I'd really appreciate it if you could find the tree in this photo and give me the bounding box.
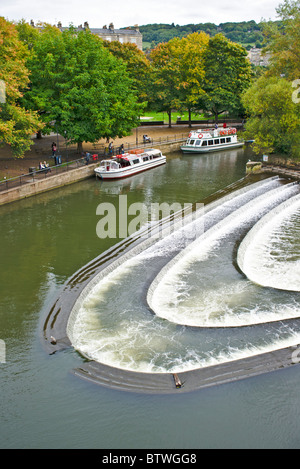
[202,34,252,122]
[102,40,151,104]
[0,18,41,157]
[24,27,142,152]
[262,0,300,80]
[174,33,209,125]
[150,32,209,126]
[242,75,300,159]
[242,0,300,160]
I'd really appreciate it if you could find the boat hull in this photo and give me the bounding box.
[95,157,166,180]
[181,142,244,154]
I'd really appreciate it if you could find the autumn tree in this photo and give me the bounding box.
[24,27,142,153]
[150,32,209,127]
[102,40,151,104]
[0,18,41,157]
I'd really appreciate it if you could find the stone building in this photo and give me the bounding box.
[56,21,143,50]
[247,47,271,67]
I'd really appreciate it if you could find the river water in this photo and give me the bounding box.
[1,147,300,449]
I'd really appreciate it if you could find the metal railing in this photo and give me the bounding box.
[0,134,187,193]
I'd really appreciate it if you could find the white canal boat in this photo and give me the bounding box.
[95,148,166,180]
[181,127,244,154]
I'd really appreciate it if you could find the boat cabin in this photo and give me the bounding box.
[181,127,244,153]
[186,128,238,148]
[99,149,163,171]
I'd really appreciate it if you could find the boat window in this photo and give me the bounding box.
[110,161,119,170]
[208,140,214,146]
[143,156,149,162]
[195,139,201,146]
[220,138,226,144]
[153,152,161,158]
[189,139,195,145]
[133,159,140,164]
[201,140,207,146]
[214,139,220,145]
[226,137,231,143]
[120,160,130,167]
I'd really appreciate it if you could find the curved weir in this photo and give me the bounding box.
[237,193,300,292]
[44,176,300,393]
[147,181,300,327]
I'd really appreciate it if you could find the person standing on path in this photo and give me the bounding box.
[51,142,57,157]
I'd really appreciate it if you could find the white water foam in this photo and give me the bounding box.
[68,179,300,373]
[148,183,300,327]
[238,193,300,292]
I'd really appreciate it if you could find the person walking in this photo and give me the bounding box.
[51,142,57,157]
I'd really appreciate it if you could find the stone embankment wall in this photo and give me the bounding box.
[0,140,185,206]
[246,158,300,181]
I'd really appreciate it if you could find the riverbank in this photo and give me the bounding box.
[0,125,191,180]
[0,133,186,206]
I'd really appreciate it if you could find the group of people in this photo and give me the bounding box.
[214,123,227,129]
[107,142,125,155]
[39,161,51,173]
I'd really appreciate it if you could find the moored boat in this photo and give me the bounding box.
[181,127,244,153]
[95,148,166,180]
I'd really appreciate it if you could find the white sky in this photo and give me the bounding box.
[1,0,281,28]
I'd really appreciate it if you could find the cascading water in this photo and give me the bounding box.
[237,193,300,292]
[67,177,300,375]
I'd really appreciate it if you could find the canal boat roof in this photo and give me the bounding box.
[100,148,163,164]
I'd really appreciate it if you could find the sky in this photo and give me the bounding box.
[1,0,282,28]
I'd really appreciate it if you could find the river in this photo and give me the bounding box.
[1,147,300,449]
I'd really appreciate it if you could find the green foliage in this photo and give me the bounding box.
[23,27,142,150]
[202,34,252,120]
[242,76,300,159]
[262,0,300,80]
[149,32,209,124]
[101,40,151,103]
[149,31,252,124]
[242,0,300,160]
[140,20,270,50]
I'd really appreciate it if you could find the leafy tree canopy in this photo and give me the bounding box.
[150,32,209,125]
[0,18,41,157]
[139,20,276,50]
[262,0,300,80]
[242,75,300,158]
[101,40,151,103]
[23,27,142,152]
[242,0,300,159]
[202,34,253,120]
